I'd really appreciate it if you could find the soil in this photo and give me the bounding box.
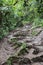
[0,24,43,65]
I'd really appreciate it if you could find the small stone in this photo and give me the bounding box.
[33,49,39,55]
[19,58,31,65]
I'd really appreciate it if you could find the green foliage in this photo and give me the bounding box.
[0,0,43,39]
[6,57,12,65]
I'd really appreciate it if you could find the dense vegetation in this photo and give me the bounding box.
[0,0,43,39]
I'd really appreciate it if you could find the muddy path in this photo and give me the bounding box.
[0,24,43,65]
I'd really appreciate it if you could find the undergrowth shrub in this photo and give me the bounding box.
[0,0,43,39]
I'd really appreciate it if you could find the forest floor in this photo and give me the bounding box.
[0,24,43,65]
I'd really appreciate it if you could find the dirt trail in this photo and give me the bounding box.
[0,24,43,65]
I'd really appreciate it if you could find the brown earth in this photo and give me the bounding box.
[0,24,43,65]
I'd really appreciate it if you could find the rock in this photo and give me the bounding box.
[33,49,39,55]
[31,56,43,62]
[19,58,31,65]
